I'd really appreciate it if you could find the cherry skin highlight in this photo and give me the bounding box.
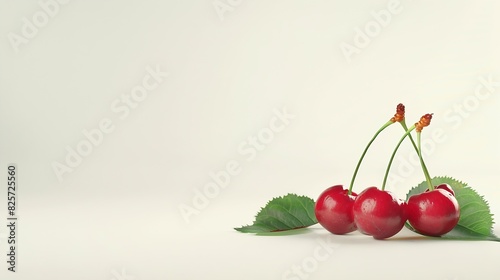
[406,183,460,237]
[435,183,455,195]
[315,185,358,235]
[352,187,407,239]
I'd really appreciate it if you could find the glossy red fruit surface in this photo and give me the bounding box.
[435,183,455,196]
[352,187,407,239]
[406,184,460,236]
[315,185,357,235]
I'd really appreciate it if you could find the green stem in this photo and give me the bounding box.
[417,132,434,191]
[381,125,416,191]
[348,121,393,194]
[400,120,419,157]
[400,120,433,190]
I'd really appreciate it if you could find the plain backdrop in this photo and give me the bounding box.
[0,0,499,279]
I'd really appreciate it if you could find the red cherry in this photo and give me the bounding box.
[315,185,358,235]
[352,187,407,239]
[406,184,460,236]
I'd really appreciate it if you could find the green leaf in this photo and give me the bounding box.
[438,225,500,241]
[405,176,497,241]
[235,194,318,233]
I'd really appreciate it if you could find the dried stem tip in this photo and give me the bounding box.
[415,113,433,132]
[390,103,405,123]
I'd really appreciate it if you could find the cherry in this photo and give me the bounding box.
[352,187,407,239]
[406,183,460,236]
[315,185,358,234]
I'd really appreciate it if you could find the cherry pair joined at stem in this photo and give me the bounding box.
[387,113,460,237]
[315,104,407,237]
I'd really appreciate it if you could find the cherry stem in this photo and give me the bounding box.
[348,120,393,195]
[417,132,434,191]
[399,120,419,159]
[381,124,416,191]
[400,120,432,185]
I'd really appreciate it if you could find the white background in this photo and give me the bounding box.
[1,0,500,279]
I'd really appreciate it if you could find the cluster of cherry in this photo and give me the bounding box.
[314,104,460,239]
